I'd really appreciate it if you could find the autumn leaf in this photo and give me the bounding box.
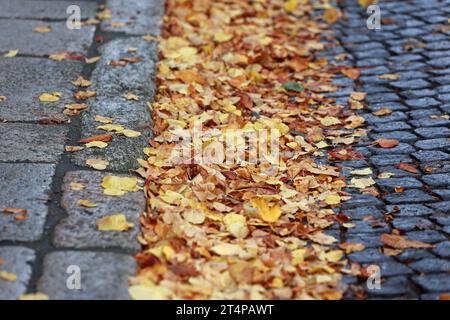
[3,207,27,215]
[323,7,341,24]
[74,90,96,100]
[358,0,375,7]
[211,243,244,256]
[0,270,17,281]
[19,293,49,300]
[378,73,400,80]
[395,162,418,173]
[350,92,367,101]
[122,129,141,137]
[39,92,61,102]
[86,158,109,170]
[374,138,399,148]
[33,25,52,33]
[96,214,134,231]
[79,134,113,143]
[85,141,108,149]
[101,176,139,196]
[341,67,360,80]
[223,213,249,238]
[339,242,365,254]
[251,198,282,223]
[372,108,392,116]
[284,0,297,13]
[4,49,18,57]
[72,76,92,87]
[381,233,433,249]
[77,199,97,208]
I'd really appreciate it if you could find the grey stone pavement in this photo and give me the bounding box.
[0,0,163,299]
[323,0,450,300]
[0,0,449,301]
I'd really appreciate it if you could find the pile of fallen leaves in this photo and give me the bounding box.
[130,0,369,300]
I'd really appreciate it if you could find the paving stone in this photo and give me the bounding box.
[415,127,450,139]
[427,201,450,213]
[0,20,95,56]
[370,131,417,142]
[346,220,390,234]
[415,138,450,150]
[342,206,383,220]
[426,41,450,50]
[413,150,450,162]
[420,161,450,174]
[0,0,96,20]
[365,93,401,104]
[410,117,450,128]
[409,258,450,273]
[346,234,383,248]
[340,194,384,209]
[373,121,412,133]
[397,248,436,262]
[101,0,164,35]
[0,247,35,300]
[0,57,83,121]
[0,123,67,162]
[384,189,435,204]
[377,177,422,192]
[55,171,144,250]
[401,89,437,99]
[371,154,414,166]
[370,102,408,112]
[413,274,450,292]
[408,109,441,120]
[404,97,441,109]
[405,230,447,244]
[435,74,450,85]
[364,112,408,124]
[72,38,157,171]
[37,251,135,299]
[422,174,450,187]
[366,261,414,277]
[433,189,450,200]
[349,248,392,263]
[432,241,450,258]
[391,79,431,90]
[392,217,435,232]
[0,164,55,242]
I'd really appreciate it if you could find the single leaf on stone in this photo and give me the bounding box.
[94,115,114,123]
[33,25,52,33]
[85,56,101,64]
[122,129,142,138]
[0,270,17,281]
[77,199,97,208]
[4,49,18,57]
[350,177,376,189]
[341,67,360,80]
[101,176,139,196]
[65,103,88,110]
[339,242,365,254]
[19,293,49,300]
[79,134,113,143]
[350,168,373,176]
[0,96,6,103]
[372,108,392,116]
[39,92,61,102]
[381,233,433,249]
[378,73,400,80]
[86,158,109,170]
[2,207,27,215]
[378,172,395,179]
[358,0,375,7]
[69,182,85,191]
[65,146,83,152]
[123,92,139,101]
[85,141,108,149]
[323,7,341,24]
[251,198,282,223]
[96,214,134,231]
[395,162,418,173]
[72,76,92,87]
[97,124,125,133]
[282,82,304,93]
[350,91,367,101]
[74,90,96,100]
[374,138,399,148]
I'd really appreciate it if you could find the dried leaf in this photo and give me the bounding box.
[39,92,61,102]
[4,49,18,57]
[96,214,134,231]
[381,233,433,249]
[77,199,97,208]
[86,158,109,170]
[79,134,113,143]
[101,176,139,196]
[374,138,399,148]
[251,198,282,223]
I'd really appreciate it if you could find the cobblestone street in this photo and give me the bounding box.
[0,0,449,300]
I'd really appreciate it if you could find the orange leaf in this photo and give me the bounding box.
[341,68,360,80]
[79,134,113,143]
[381,233,433,249]
[374,139,399,148]
[3,208,27,215]
[394,162,418,173]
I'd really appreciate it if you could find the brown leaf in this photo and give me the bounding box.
[381,233,433,249]
[3,208,27,215]
[341,67,360,80]
[79,134,113,143]
[394,162,418,173]
[374,138,399,148]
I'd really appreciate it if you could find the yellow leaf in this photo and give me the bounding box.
[324,194,341,205]
[284,0,298,13]
[350,177,376,189]
[378,172,395,179]
[350,168,373,176]
[86,158,109,170]
[77,199,97,208]
[39,92,61,102]
[101,176,138,196]
[325,250,343,262]
[251,198,282,223]
[72,76,92,87]
[96,214,134,231]
[379,73,400,80]
[94,115,113,123]
[85,56,101,64]
[4,49,18,57]
[123,92,139,101]
[358,0,375,7]
[69,182,85,190]
[0,270,17,281]
[19,293,49,300]
[223,213,249,238]
[210,243,243,256]
[183,210,205,225]
[213,32,233,43]
[320,116,341,126]
[97,124,125,133]
[33,25,52,33]
[85,141,108,149]
[122,129,141,138]
[129,285,171,300]
[323,7,340,24]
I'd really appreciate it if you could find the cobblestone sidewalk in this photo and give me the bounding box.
[325,0,450,299]
[0,0,163,299]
